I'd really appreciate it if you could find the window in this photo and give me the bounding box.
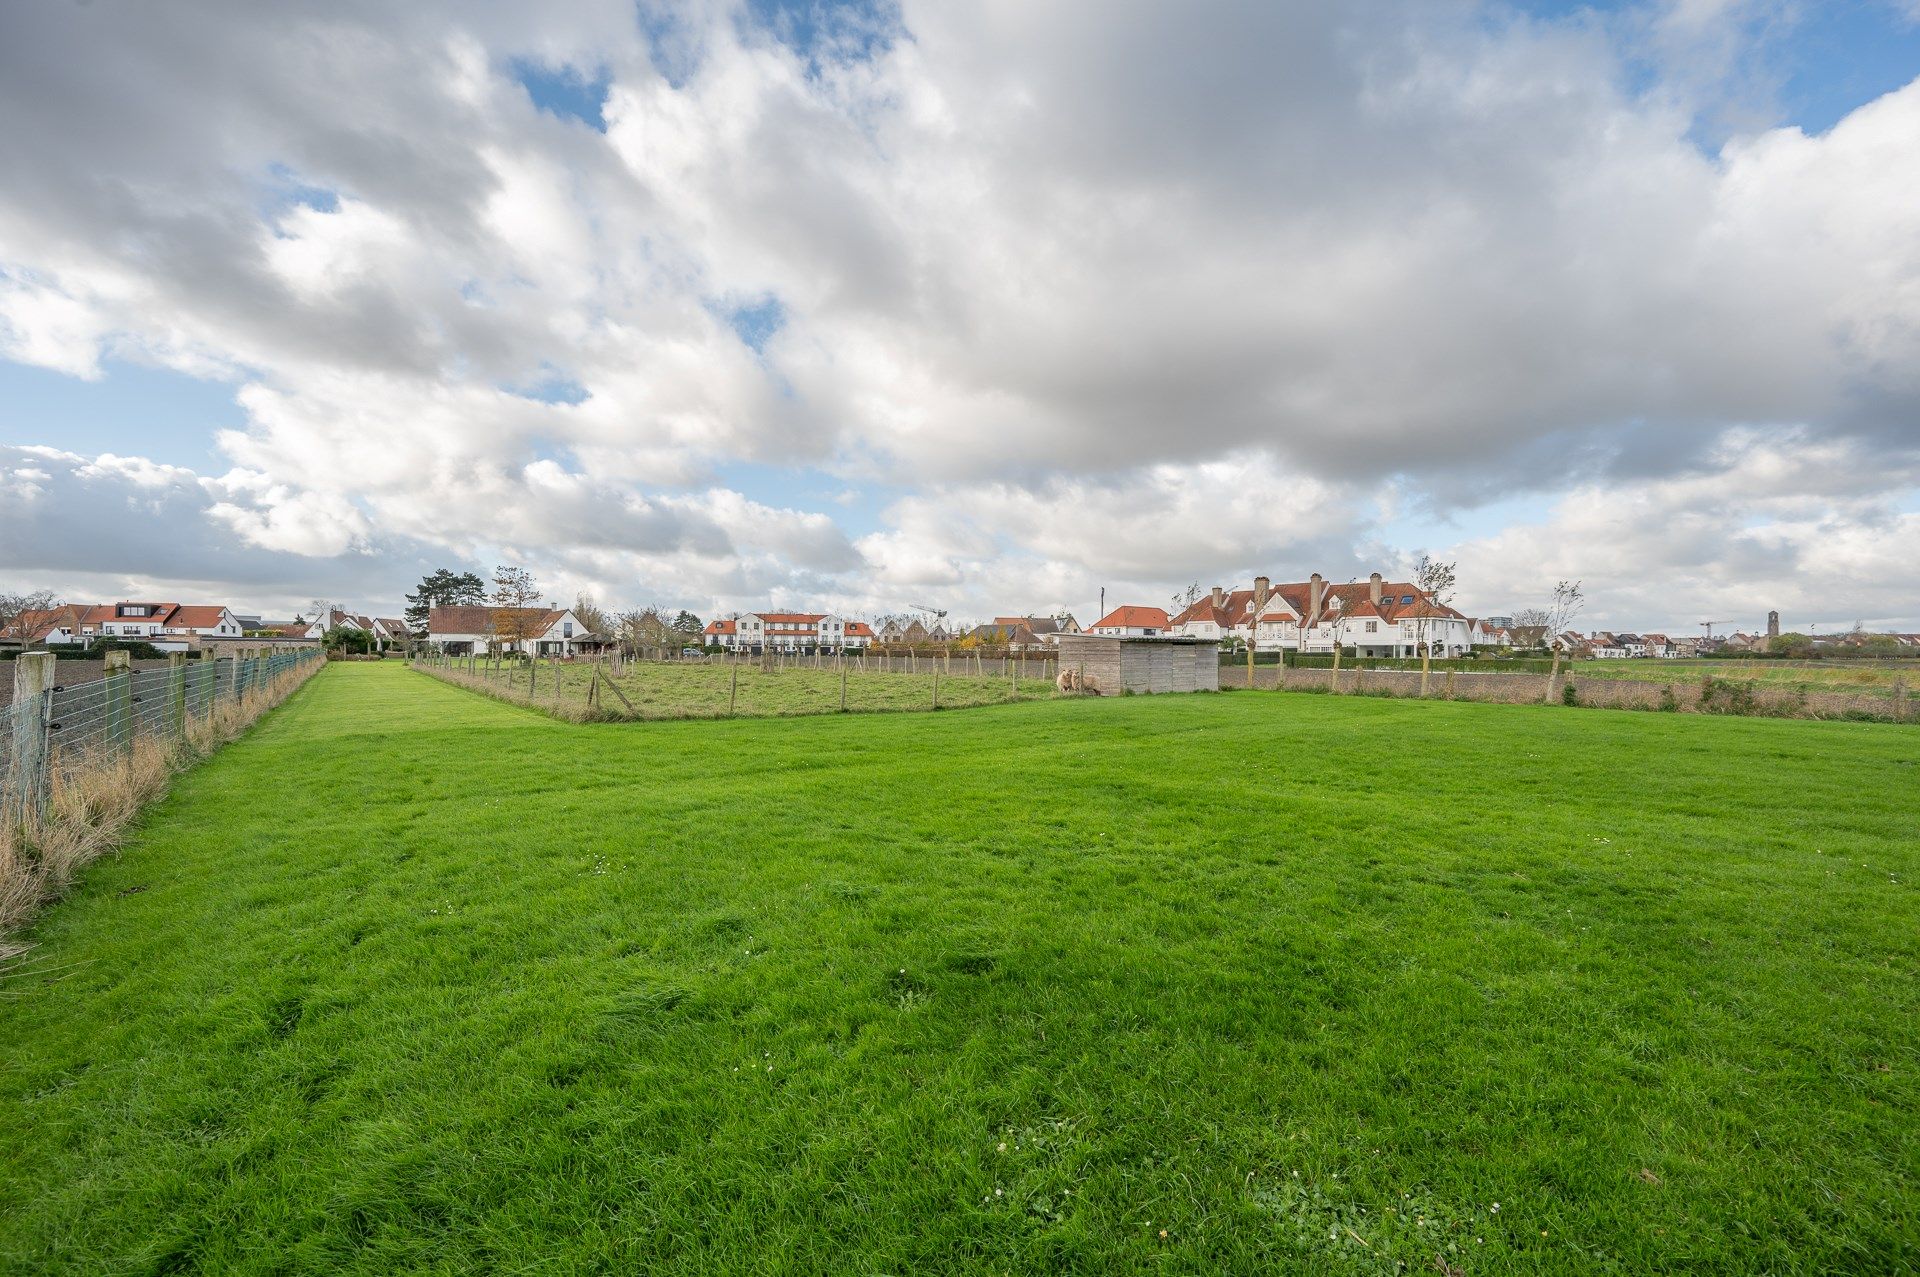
[563,622,573,637]
[1365,621,1378,633]
[1401,595,1415,605]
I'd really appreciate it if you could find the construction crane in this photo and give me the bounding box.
[1699,620,1729,643]
[908,602,948,623]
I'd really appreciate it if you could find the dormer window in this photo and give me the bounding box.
[1401,595,1415,605]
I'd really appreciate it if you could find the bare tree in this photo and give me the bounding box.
[1543,580,1585,700]
[1511,607,1550,650]
[615,606,675,656]
[0,588,60,638]
[1413,555,1458,695]
[573,592,613,642]
[489,565,543,655]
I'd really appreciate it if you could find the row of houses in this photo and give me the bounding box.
[1103,573,1484,658]
[697,612,1086,653]
[0,600,422,654]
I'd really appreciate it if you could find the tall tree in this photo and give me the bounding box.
[670,609,704,639]
[405,569,485,633]
[489,565,544,654]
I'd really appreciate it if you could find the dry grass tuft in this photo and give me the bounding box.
[0,661,322,962]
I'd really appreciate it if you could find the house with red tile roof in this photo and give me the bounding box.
[426,605,594,656]
[1174,572,1476,657]
[1,601,249,650]
[1090,605,1171,636]
[703,612,875,652]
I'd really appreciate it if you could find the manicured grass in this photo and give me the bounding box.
[2,664,1915,1274]
[425,656,1059,719]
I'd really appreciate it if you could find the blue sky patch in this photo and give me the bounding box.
[0,359,241,470]
[512,59,610,131]
[505,366,590,406]
[725,297,788,353]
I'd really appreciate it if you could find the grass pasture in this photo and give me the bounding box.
[421,655,1060,719]
[1,663,1915,1274]
[1574,658,1913,699]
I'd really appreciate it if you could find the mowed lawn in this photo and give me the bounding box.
[1,665,1914,1275]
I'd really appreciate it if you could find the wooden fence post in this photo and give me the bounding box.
[8,653,55,829]
[932,663,940,710]
[729,662,739,716]
[104,649,133,758]
[840,652,849,711]
[1895,676,1908,723]
[167,652,187,738]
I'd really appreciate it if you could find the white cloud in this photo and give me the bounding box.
[0,2,1916,628]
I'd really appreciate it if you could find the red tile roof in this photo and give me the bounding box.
[161,605,231,630]
[427,605,566,634]
[705,618,737,635]
[1,605,88,642]
[1093,605,1170,629]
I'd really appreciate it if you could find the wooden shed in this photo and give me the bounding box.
[1053,634,1220,695]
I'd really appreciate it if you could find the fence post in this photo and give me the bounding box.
[104,649,133,758]
[729,662,739,716]
[8,653,55,830]
[1895,677,1908,723]
[167,652,187,739]
[840,652,849,711]
[932,662,940,710]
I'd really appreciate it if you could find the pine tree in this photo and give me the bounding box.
[404,569,485,634]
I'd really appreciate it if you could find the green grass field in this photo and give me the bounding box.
[424,656,1059,719]
[1572,659,1912,698]
[2,664,1914,1274]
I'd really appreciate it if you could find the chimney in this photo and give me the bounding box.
[1210,586,1225,608]
[1308,573,1324,622]
[1253,575,1270,616]
[1369,572,1383,606]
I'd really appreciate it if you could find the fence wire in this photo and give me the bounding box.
[3,649,323,820]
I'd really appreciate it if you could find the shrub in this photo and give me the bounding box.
[1561,681,1581,707]
[1698,677,1757,716]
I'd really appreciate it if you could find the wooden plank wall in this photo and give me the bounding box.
[1056,637,1220,695]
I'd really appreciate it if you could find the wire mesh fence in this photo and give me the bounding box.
[2,649,325,829]
[410,648,1064,721]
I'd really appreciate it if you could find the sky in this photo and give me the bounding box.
[2,0,1918,634]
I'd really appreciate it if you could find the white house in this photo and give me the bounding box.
[1177,573,1475,658]
[24,602,248,651]
[703,612,875,652]
[427,605,594,656]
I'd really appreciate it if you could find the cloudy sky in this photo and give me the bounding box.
[3,0,1918,632]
